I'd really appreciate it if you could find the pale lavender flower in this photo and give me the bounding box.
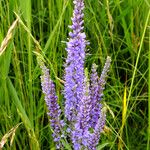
[39,59,64,149]
[64,0,111,149]
[90,63,100,128]
[79,70,91,131]
[64,0,86,122]
[90,57,111,128]
[87,56,111,149]
[87,112,106,150]
[39,0,111,149]
[72,69,92,149]
[64,0,89,149]
[99,56,111,90]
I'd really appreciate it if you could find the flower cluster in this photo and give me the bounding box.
[38,58,64,149]
[39,0,111,149]
[64,0,86,123]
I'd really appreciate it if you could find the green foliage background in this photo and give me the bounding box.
[0,0,150,149]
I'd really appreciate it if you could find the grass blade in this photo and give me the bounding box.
[7,78,40,150]
[0,19,18,56]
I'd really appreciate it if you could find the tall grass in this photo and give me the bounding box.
[0,0,149,149]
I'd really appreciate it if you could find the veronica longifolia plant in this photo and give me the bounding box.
[39,0,111,149]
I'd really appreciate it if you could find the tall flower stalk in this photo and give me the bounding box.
[38,58,64,149]
[39,0,111,149]
[64,0,86,123]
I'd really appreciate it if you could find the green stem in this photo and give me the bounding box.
[148,12,150,150]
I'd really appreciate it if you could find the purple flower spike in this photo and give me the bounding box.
[39,59,64,149]
[79,71,91,131]
[73,69,92,149]
[99,56,111,92]
[87,56,111,149]
[90,56,111,129]
[39,0,111,149]
[90,63,100,128]
[88,112,106,150]
[64,0,86,122]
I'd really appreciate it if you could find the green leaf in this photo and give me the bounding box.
[97,142,110,150]
[7,78,40,150]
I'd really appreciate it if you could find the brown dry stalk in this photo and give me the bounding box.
[0,19,18,56]
[0,123,22,149]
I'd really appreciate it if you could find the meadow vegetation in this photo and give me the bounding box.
[0,0,150,149]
